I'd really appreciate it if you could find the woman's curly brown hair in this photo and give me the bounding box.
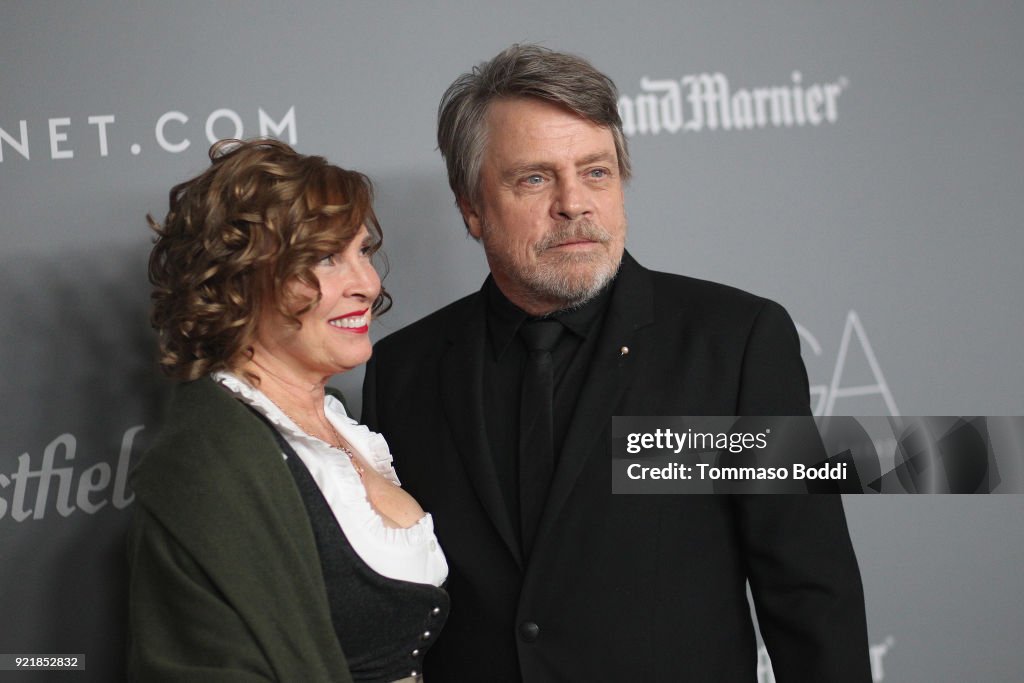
[148,138,391,381]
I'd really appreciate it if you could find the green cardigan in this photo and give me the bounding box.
[127,376,354,682]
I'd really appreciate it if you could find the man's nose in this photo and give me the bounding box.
[550,177,592,221]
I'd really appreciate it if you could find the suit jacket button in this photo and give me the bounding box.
[518,621,540,642]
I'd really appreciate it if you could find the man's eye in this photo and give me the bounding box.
[524,174,544,185]
[588,168,608,178]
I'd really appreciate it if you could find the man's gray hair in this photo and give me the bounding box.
[437,44,632,212]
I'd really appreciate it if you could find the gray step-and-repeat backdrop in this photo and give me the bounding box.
[3,3,1022,681]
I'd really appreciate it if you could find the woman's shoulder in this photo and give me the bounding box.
[131,376,287,504]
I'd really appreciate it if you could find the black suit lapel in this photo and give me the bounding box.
[440,293,524,569]
[533,253,656,548]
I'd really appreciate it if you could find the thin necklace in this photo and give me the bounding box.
[244,359,363,476]
[260,390,365,479]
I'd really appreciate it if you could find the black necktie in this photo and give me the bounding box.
[518,319,563,557]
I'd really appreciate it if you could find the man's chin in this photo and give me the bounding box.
[529,263,617,309]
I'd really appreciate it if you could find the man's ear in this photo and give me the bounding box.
[458,196,483,240]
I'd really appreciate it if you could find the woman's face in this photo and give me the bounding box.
[254,225,381,381]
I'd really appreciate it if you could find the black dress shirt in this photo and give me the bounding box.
[482,276,613,537]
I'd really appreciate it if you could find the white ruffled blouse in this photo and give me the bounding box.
[212,371,448,587]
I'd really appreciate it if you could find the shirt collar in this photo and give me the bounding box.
[484,274,615,360]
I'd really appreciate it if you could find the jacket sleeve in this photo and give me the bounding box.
[736,299,814,416]
[734,300,873,682]
[734,495,872,682]
[127,507,274,683]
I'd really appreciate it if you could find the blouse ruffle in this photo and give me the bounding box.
[211,371,448,586]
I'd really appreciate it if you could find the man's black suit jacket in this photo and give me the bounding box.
[362,252,871,682]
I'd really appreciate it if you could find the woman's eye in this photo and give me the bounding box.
[318,254,336,266]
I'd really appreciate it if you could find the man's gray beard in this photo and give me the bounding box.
[525,248,618,310]
[485,218,623,311]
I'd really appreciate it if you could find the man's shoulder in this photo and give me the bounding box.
[650,268,765,302]
[636,260,781,323]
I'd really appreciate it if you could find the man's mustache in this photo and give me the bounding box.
[535,220,612,253]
